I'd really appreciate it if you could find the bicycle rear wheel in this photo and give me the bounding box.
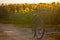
[33,27,45,40]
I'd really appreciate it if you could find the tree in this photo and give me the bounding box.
[0,5,9,19]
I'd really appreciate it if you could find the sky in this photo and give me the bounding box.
[0,0,60,4]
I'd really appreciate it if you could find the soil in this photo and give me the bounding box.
[0,23,60,40]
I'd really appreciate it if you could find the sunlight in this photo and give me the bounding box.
[0,0,60,4]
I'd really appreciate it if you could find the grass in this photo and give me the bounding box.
[0,19,32,28]
[15,24,32,28]
[0,13,34,28]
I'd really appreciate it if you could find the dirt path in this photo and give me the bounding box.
[0,24,32,40]
[0,23,60,40]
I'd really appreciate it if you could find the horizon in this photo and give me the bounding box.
[0,0,60,4]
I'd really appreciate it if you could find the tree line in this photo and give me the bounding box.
[0,2,60,25]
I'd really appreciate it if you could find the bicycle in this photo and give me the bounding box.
[32,14,45,40]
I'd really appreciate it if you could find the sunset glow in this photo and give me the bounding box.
[0,0,60,4]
